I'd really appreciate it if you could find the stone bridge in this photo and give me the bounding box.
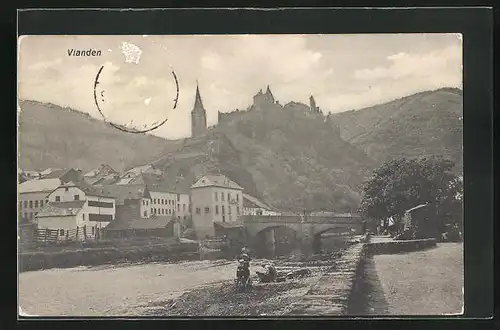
[242,215,364,255]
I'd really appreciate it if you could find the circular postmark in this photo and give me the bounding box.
[93,39,179,134]
[93,65,179,134]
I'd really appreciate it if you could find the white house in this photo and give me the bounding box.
[36,181,116,236]
[190,174,244,239]
[242,193,281,216]
[18,178,62,223]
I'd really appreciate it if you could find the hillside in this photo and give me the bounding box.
[17,100,181,172]
[18,87,463,212]
[205,100,377,212]
[332,88,463,171]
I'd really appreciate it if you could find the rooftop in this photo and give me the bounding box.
[36,200,85,217]
[101,184,150,204]
[104,216,174,231]
[59,180,108,197]
[191,174,243,190]
[19,178,62,194]
[242,193,278,211]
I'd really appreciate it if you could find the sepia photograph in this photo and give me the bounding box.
[17,33,464,317]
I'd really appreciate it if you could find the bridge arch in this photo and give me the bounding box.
[251,224,301,257]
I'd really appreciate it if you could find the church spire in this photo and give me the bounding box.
[194,81,204,111]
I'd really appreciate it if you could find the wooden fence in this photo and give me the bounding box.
[33,225,103,244]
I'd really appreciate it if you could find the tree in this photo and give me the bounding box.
[358,156,463,234]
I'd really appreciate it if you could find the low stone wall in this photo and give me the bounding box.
[282,236,368,315]
[365,238,437,255]
[18,241,200,273]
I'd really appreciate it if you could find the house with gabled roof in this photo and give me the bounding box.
[114,172,191,222]
[18,178,62,223]
[242,193,281,216]
[36,180,117,236]
[190,174,244,239]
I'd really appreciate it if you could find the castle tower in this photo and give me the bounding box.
[309,95,317,112]
[265,85,275,103]
[191,83,208,138]
[252,85,276,110]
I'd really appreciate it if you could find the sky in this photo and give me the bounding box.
[18,34,462,139]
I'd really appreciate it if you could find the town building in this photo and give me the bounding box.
[102,216,181,239]
[40,168,83,183]
[191,83,208,138]
[36,181,116,233]
[242,193,282,216]
[18,178,62,223]
[101,184,151,219]
[83,164,121,186]
[190,174,244,239]
[110,172,191,224]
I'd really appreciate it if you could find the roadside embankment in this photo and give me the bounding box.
[18,239,200,272]
[281,238,368,315]
[365,237,437,255]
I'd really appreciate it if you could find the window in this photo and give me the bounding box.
[228,192,231,201]
[177,194,180,201]
[221,192,225,201]
[24,201,28,208]
[55,196,60,202]
[169,209,172,215]
[144,211,147,217]
[237,206,240,215]
[19,201,22,209]
[153,208,156,214]
[183,204,186,211]
[29,201,33,208]
[222,205,225,214]
[153,198,156,204]
[74,195,79,201]
[88,214,113,222]
[65,187,69,192]
[24,212,28,219]
[222,215,226,223]
[236,194,239,202]
[204,207,210,214]
[60,229,65,236]
[82,214,85,221]
[177,204,180,212]
[228,206,232,214]
[40,200,44,207]
[214,192,218,201]
[215,205,219,215]
[87,201,113,208]
[45,199,48,204]
[196,207,201,214]
[35,200,39,208]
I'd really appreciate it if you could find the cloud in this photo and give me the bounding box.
[353,45,462,83]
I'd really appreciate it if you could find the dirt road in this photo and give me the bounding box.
[367,243,464,315]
